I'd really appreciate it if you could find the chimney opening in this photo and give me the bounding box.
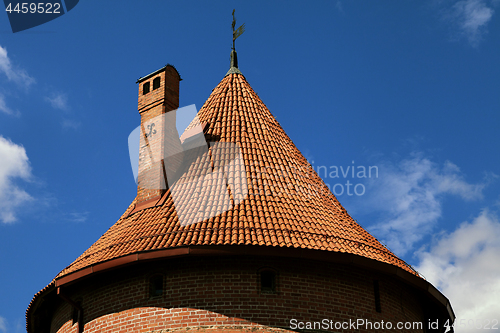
[153,76,161,90]
[143,82,150,95]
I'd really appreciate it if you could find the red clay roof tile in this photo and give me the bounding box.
[51,72,418,280]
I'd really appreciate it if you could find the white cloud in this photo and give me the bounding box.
[336,1,345,14]
[67,211,88,223]
[448,0,495,46]
[362,154,490,255]
[0,316,6,333]
[0,45,35,88]
[416,210,500,331]
[45,93,68,111]
[45,92,80,129]
[0,136,33,223]
[0,94,14,116]
[61,119,80,130]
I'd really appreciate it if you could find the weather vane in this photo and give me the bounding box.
[232,9,245,50]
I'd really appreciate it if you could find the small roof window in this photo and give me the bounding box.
[153,77,161,90]
[143,82,150,95]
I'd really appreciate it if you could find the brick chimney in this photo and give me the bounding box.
[136,65,182,205]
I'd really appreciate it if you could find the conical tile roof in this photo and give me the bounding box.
[55,70,417,279]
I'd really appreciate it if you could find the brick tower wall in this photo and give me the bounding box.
[50,256,427,333]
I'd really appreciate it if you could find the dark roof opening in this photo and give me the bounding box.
[153,77,161,90]
[143,82,150,95]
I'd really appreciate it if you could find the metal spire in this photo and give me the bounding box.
[226,9,245,76]
[232,9,245,51]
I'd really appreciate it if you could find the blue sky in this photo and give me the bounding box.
[0,1,499,332]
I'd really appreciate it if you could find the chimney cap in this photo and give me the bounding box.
[136,64,182,84]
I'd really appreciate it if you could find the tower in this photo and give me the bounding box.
[26,47,455,333]
[135,65,182,205]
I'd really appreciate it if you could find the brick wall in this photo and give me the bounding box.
[51,256,426,333]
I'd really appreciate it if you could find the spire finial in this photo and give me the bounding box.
[226,10,244,76]
[231,9,245,51]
